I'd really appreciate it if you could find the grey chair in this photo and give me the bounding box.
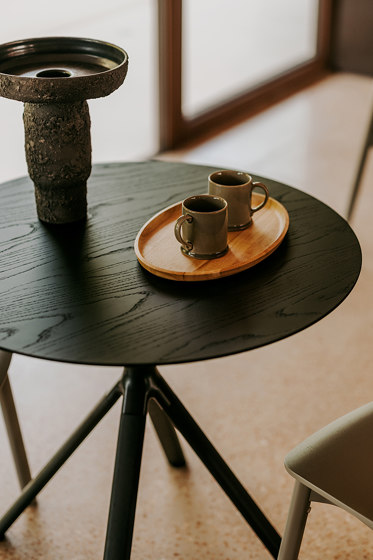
[278,402,373,559]
[0,350,32,489]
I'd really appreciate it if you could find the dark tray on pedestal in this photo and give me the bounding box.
[0,36,128,102]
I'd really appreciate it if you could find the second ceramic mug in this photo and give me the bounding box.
[174,194,228,259]
[208,170,269,230]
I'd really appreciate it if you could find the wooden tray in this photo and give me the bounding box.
[134,193,289,281]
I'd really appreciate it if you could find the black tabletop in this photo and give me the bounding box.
[0,161,361,366]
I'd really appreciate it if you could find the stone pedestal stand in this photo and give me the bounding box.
[0,37,128,224]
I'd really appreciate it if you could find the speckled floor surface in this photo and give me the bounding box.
[1,73,372,559]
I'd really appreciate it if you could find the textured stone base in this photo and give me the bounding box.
[23,101,92,224]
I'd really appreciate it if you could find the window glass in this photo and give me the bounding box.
[0,0,157,183]
[182,0,319,117]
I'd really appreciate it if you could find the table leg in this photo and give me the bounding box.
[151,366,281,558]
[1,364,281,558]
[148,398,186,467]
[0,379,122,538]
[103,368,149,560]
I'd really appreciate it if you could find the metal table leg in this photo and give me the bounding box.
[148,398,186,467]
[1,364,281,559]
[103,369,149,560]
[0,379,122,538]
[150,366,281,558]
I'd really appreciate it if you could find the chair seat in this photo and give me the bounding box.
[284,402,373,528]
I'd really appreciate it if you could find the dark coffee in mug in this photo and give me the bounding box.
[184,197,226,213]
[210,174,246,186]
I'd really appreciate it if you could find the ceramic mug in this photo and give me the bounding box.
[208,170,269,230]
[174,194,228,259]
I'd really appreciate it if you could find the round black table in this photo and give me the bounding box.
[0,161,361,558]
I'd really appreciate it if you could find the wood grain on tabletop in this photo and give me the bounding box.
[0,161,361,367]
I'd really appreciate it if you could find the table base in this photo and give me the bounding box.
[0,366,281,558]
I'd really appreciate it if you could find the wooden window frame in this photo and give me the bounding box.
[158,0,333,151]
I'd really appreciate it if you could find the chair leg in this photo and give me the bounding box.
[148,398,186,467]
[347,106,373,221]
[277,481,311,560]
[0,351,32,489]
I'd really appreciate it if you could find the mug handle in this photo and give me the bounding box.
[250,181,269,213]
[174,214,193,251]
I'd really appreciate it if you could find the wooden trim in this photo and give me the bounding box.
[158,0,183,150]
[158,0,334,151]
[179,62,329,146]
[317,0,334,62]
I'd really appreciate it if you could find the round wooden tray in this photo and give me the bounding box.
[134,193,289,281]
